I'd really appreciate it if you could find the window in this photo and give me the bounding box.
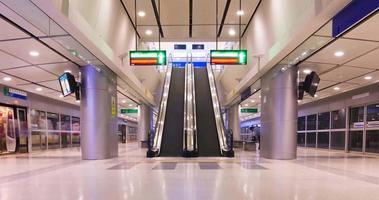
[297,133,305,147]
[318,112,330,130]
[366,130,379,153]
[60,115,71,131]
[317,132,329,149]
[298,116,306,131]
[30,110,46,130]
[366,104,379,128]
[349,107,364,128]
[306,115,317,130]
[349,131,363,152]
[331,131,345,150]
[306,132,316,147]
[331,109,346,129]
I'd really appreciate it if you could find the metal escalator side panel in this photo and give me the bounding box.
[147,66,172,157]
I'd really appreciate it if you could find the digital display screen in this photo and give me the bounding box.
[59,73,76,96]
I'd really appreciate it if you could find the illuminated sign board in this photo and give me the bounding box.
[210,50,247,65]
[121,108,138,114]
[241,108,258,113]
[130,50,167,66]
[3,87,27,100]
[59,72,77,97]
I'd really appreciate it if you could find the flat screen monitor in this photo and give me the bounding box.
[59,72,77,97]
[304,71,320,97]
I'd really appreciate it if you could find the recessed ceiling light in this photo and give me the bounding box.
[76,100,80,103]
[129,104,133,107]
[64,70,72,73]
[228,29,236,36]
[122,100,127,103]
[364,76,372,80]
[244,104,248,107]
[251,100,255,103]
[333,87,340,91]
[314,94,318,97]
[303,69,312,74]
[236,10,244,16]
[3,77,12,81]
[29,51,39,57]
[59,94,64,98]
[334,51,344,57]
[35,87,43,92]
[137,11,146,17]
[145,30,153,35]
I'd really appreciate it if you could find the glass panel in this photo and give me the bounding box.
[30,110,46,130]
[366,104,379,128]
[48,132,60,149]
[349,131,363,152]
[61,132,71,148]
[318,112,330,130]
[72,132,80,147]
[306,132,316,147]
[331,109,346,129]
[349,107,364,128]
[366,130,379,153]
[297,116,306,131]
[331,131,345,150]
[17,109,28,153]
[317,132,329,149]
[31,131,47,150]
[297,132,305,147]
[60,115,71,131]
[47,112,59,130]
[306,115,317,130]
[72,117,80,131]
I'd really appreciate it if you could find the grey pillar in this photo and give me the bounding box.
[227,104,241,142]
[260,64,298,160]
[137,104,151,146]
[81,65,118,160]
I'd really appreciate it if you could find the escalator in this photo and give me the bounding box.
[147,65,186,157]
[194,65,234,157]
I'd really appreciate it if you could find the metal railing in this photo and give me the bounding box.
[183,61,198,156]
[147,64,172,157]
[206,63,234,157]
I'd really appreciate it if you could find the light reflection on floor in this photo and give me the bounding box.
[0,143,379,200]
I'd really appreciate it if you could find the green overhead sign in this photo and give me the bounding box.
[241,108,258,113]
[121,108,138,114]
[210,50,247,65]
[130,50,167,66]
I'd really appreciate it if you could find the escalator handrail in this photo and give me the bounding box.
[149,64,172,155]
[206,64,232,153]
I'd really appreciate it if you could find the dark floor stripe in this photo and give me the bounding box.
[199,162,221,170]
[152,162,177,170]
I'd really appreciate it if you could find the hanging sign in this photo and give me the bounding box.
[3,87,27,100]
[121,108,138,114]
[130,50,167,66]
[210,50,247,65]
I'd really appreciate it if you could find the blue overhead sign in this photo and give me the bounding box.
[3,87,27,100]
[332,0,379,37]
[174,44,186,50]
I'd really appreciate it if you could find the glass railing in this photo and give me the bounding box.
[147,64,172,157]
[206,64,234,157]
[183,62,198,156]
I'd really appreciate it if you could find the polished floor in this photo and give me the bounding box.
[1,143,379,200]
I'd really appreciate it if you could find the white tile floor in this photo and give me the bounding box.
[1,143,379,200]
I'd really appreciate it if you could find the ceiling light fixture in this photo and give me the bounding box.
[244,104,248,107]
[76,100,80,103]
[145,30,153,35]
[334,51,345,57]
[228,29,236,36]
[35,87,43,92]
[333,87,340,91]
[3,77,12,81]
[64,70,72,73]
[364,76,372,80]
[251,100,255,103]
[236,10,244,16]
[303,69,312,74]
[138,11,146,17]
[129,104,133,107]
[29,51,39,57]
[59,94,64,98]
[122,100,127,103]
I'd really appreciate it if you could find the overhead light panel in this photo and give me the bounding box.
[236,10,244,16]
[59,94,64,98]
[333,87,340,91]
[64,70,72,73]
[122,100,127,103]
[145,30,153,35]
[303,69,312,74]
[29,51,39,57]
[364,76,372,80]
[138,11,146,17]
[3,77,12,81]
[334,51,344,57]
[228,29,236,36]
[35,87,43,92]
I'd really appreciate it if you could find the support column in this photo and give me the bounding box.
[260,64,298,160]
[227,104,241,147]
[81,65,118,160]
[138,104,151,148]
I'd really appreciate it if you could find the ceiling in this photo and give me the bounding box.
[298,12,379,105]
[121,0,259,41]
[0,16,138,108]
